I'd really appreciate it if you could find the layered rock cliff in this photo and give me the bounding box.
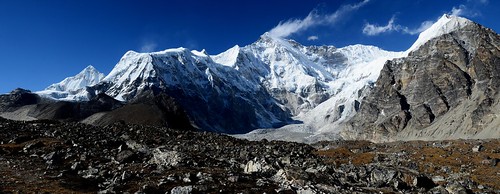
[347,16,500,142]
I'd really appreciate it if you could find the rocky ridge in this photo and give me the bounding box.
[346,15,500,142]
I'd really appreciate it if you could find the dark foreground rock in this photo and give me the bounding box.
[0,118,498,193]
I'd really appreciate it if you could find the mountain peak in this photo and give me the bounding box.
[212,45,240,67]
[36,65,105,101]
[407,14,474,53]
[81,65,99,74]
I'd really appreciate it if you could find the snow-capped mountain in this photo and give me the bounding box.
[36,14,492,142]
[239,14,486,142]
[212,33,401,117]
[38,33,400,134]
[88,47,289,133]
[37,65,104,101]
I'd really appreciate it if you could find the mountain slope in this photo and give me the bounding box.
[214,34,401,117]
[89,48,289,133]
[346,14,500,142]
[36,65,104,101]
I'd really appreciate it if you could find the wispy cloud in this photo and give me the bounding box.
[362,16,396,36]
[448,4,481,17]
[450,5,466,16]
[362,16,433,36]
[307,35,319,41]
[401,21,434,35]
[140,42,158,52]
[268,0,370,38]
[363,1,488,37]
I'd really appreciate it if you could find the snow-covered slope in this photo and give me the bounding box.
[212,33,401,117]
[89,47,287,133]
[406,14,473,53]
[37,65,104,101]
[237,45,403,142]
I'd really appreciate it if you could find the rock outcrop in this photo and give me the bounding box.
[347,16,500,142]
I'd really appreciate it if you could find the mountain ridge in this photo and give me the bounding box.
[23,14,500,142]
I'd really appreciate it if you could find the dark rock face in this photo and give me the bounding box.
[0,88,40,111]
[0,90,193,130]
[24,93,122,121]
[349,22,500,141]
[84,92,193,130]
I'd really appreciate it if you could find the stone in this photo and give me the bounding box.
[116,150,137,164]
[445,182,468,194]
[429,185,450,194]
[23,141,44,151]
[297,187,317,194]
[472,145,483,153]
[149,147,181,168]
[121,171,132,182]
[43,151,63,166]
[227,176,239,183]
[432,175,446,183]
[413,175,436,190]
[79,166,99,179]
[370,169,396,185]
[243,160,263,174]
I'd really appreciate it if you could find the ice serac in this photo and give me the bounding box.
[346,15,500,142]
[36,65,104,101]
[90,48,289,133]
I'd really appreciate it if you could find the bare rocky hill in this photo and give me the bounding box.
[346,18,500,142]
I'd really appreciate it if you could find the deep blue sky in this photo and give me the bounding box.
[1,0,499,93]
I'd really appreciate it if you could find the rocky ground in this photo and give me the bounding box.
[0,117,498,193]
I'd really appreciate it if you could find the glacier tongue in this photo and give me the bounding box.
[36,65,104,101]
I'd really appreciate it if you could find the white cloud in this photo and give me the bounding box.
[140,42,157,52]
[401,20,434,35]
[450,5,466,16]
[268,12,319,38]
[363,16,434,36]
[307,36,319,41]
[362,17,396,36]
[448,4,483,18]
[268,0,370,38]
[363,1,487,37]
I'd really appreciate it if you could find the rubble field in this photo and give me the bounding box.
[0,118,498,193]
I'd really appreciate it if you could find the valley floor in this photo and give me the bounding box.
[0,118,498,193]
